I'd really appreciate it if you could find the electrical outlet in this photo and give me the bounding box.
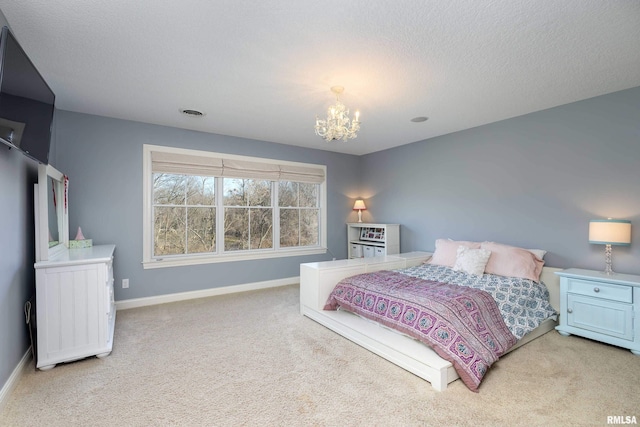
[122,278,129,289]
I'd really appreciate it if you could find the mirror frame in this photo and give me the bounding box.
[35,163,69,261]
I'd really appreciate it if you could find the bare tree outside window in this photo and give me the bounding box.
[153,173,216,256]
[279,182,319,247]
[152,171,319,258]
[223,178,273,251]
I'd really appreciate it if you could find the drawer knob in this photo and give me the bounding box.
[567,308,573,314]
[593,287,600,293]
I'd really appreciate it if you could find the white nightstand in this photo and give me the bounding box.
[555,268,640,355]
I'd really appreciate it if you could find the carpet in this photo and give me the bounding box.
[2,284,638,426]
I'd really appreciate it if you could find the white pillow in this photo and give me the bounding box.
[527,249,547,261]
[453,246,492,276]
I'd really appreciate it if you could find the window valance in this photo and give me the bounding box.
[151,151,325,184]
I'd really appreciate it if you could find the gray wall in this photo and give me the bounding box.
[361,87,640,274]
[0,144,37,395]
[0,8,38,395]
[52,110,361,300]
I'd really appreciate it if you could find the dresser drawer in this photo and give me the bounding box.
[567,278,632,303]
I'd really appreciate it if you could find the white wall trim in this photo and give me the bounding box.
[116,276,299,310]
[142,248,326,269]
[0,349,32,413]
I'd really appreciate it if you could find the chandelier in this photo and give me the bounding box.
[314,86,361,142]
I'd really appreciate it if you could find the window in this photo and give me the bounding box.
[153,174,216,256]
[279,182,319,248]
[143,145,326,268]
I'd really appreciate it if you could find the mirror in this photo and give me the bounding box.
[46,176,59,247]
[35,164,69,261]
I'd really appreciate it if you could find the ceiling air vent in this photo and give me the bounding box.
[179,108,205,117]
[410,116,429,123]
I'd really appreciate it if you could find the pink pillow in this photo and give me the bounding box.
[428,239,481,267]
[480,242,545,281]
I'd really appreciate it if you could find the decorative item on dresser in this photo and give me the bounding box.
[555,268,640,355]
[347,223,399,259]
[588,218,631,275]
[69,226,93,248]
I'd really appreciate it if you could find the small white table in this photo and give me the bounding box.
[555,268,640,355]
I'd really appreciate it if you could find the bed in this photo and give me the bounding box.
[300,243,560,392]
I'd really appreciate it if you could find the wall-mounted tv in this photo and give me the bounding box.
[0,26,55,164]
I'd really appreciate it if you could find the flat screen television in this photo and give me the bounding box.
[0,26,55,164]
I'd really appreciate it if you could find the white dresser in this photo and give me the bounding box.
[34,244,116,370]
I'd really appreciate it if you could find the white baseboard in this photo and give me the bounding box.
[115,276,299,310]
[0,349,32,413]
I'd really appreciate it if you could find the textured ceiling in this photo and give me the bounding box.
[1,1,639,155]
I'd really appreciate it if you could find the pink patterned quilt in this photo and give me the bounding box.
[323,270,517,391]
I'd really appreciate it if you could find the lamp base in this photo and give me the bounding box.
[604,244,614,275]
[357,210,362,223]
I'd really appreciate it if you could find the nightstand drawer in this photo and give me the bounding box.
[567,278,632,303]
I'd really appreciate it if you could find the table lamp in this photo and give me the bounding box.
[353,199,366,223]
[589,218,631,275]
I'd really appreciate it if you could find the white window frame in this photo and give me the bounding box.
[142,144,327,269]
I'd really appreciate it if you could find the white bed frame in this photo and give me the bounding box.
[300,252,561,391]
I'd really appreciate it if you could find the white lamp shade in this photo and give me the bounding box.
[353,199,366,210]
[589,219,631,246]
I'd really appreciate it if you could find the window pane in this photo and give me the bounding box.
[186,176,215,206]
[248,180,271,207]
[154,206,186,255]
[224,178,271,207]
[280,208,299,247]
[278,182,298,207]
[300,209,319,246]
[224,207,249,251]
[153,174,185,205]
[187,207,216,253]
[224,178,248,206]
[250,208,273,249]
[299,183,318,207]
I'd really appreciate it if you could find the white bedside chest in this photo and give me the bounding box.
[555,268,640,355]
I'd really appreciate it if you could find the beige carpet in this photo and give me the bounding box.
[2,284,639,426]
